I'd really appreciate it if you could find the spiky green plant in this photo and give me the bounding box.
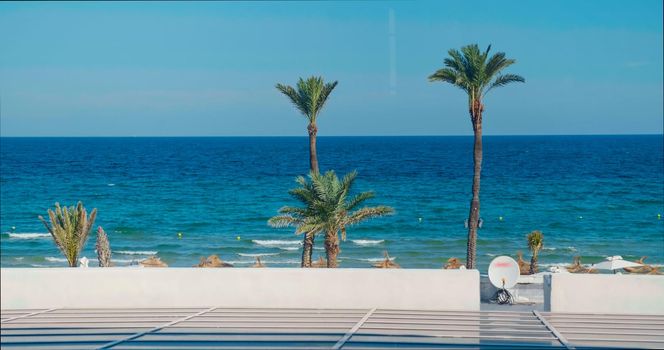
[276,76,338,266]
[269,170,394,268]
[429,44,524,269]
[96,226,112,267]
[527,230,544,274]
[38,202,97,267]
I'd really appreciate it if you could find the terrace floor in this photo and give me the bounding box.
[2,307,663,349]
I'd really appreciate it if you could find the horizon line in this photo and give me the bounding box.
[0,133,662,138]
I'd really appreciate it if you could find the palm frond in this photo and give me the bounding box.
[346,206,395,226]
[429,43,523,100]
[276,83,308,117]
[485,73,525,94]
[277,76,337,123]
[268,215,301,228]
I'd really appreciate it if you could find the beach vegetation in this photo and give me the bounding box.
[527,230,544,274]
[96,226,112,267]
[38,202,97,267]
[268,170,394,268]
[276,76,338,267]
[429,44,524,269]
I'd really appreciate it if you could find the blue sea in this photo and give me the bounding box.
[1,136,662,271]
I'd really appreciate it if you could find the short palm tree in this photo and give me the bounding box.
[38,202,97,267]
[429,44,524,269]
[276,76,338,266]
[269,170,394,268]
[527,230,544,274]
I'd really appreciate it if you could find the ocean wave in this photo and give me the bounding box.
[45,257,67,262]
[351,239,384,246]
[224,259,300,265]
[542,246,577,252]
[278,247,300,251]
[7,233,50,239]
[237,253,279,257]
[356,256,397,263]
[252,239,302,247]
[115,250,157,255]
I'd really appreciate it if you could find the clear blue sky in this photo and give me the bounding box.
[1,0,662,136]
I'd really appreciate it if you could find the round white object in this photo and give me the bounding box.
[488,256,520,289]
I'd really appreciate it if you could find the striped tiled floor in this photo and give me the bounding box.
[2,308,663,349]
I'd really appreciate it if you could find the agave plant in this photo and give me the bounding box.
[527,230,544,274]
[269,170,394,268]
[96,226,112,267]
[429,44,524,269]
[38,202,97,267]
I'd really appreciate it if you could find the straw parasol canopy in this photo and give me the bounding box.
[623,256,654,274]
[566,256,597,274]
[373,251,400,269]
[140,256,168,267]
[516,251,531,275]
[311,256,327,268]
[443,257,464,269]
[252,256,266,268]
[195,255,233,268]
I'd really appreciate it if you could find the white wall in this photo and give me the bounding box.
[1,268,480,311]
[544,274,664,315]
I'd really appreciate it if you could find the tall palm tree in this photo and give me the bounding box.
[268,170,394,268]
[276,76,338,266]
[429,44,524,269]
[527,230,544,274]
[38,202,97,267]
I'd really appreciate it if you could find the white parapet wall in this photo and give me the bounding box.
[1,268,480,311]
[544,273,664,315]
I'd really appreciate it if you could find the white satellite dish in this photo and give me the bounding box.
[488,256,520,289]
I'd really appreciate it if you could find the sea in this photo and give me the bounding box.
[1,135,662,271]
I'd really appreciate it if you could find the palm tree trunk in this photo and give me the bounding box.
[300,122,319,267]
[325,230,340,268]
[466,100,483,269]
[308,123,319,174]
[530,251,538,274]
[301,232,315,267]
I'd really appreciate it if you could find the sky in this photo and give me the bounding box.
[0,0,662,136]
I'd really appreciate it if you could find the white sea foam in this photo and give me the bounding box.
[252,240,302,247]
[115,250,157,255]
[224,259,300,265]
[357,256,397,263]
[45,257,67,262]
[278,247,300,251]
[7,233,50,239]
[351,239,384,246]
[108,183,115,186]
[238,253,279,257]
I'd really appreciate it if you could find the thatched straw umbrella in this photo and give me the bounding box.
[311,256,327,268]
[195,255,233,268]
[647,266,662,275]
[140,256,168,267]
[252,256,266,268]
[623,256,651,274]
[373,251,400,269]
[516,251,531,275]
[443,257,463,269]
[566,256,596,274]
